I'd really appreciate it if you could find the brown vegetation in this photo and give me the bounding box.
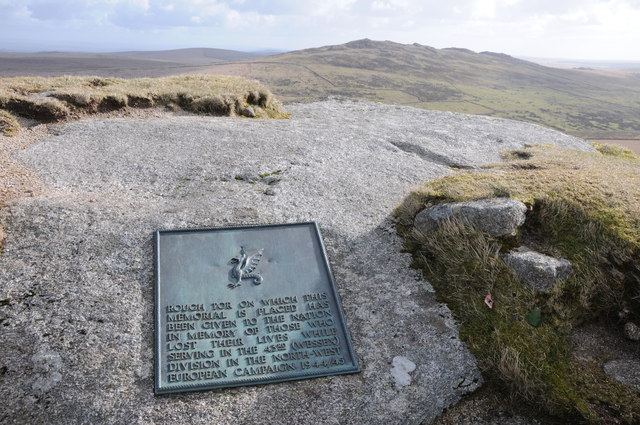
[396,143,640,424]
[591,139,640,154]
[0,75,288,134]
[0,110,19,137]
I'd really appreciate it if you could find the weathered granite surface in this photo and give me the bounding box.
[603,359,640,390]
[0,100,593,424]
[414,198,527,237]
[624,322,640,341]
[502,247,572,292]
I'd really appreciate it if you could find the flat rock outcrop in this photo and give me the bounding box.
[0,100,593,424]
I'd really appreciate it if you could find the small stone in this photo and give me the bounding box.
[618,308,632,321]
[624,322,640,341]
[235,173,258,182]
[264,189,276,196]
[414,198,527,237]
[502,247,572,292]
[31,350,63,394]
[603,359,640,390]
[390,356,416,388]
[261,176,281,185]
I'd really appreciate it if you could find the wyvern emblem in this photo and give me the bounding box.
[228,247,264,289]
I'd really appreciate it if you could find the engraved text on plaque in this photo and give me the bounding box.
[154,222,359,394]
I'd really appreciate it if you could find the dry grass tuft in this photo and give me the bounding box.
[191,95,235,115]
[395,144,640,424]
[0,75,288,130]
[592,141,639,159]
[0,110,20,137]
[497,347,534,400]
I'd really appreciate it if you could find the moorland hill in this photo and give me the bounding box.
[202,39,640,139]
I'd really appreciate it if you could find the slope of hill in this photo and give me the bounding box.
[201,39,640,139]
[109,47,268,64]
[0,48,270,79]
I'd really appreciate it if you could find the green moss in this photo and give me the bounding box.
[259,170,283,178]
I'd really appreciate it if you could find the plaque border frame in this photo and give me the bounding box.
[153,221,360,395]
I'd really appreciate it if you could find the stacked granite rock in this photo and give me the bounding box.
[413,197,640,392]
[414,198,572,292]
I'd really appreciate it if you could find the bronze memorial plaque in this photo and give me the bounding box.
[154,222,360,394]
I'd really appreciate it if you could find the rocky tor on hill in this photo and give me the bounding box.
[0,99,592,424]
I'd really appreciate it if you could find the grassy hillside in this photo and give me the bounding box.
[201,39,640,139]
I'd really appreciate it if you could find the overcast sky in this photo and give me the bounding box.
[1,0,639,60]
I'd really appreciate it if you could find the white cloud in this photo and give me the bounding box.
[128,0,150,9]
[224,9,250,28]
[309,0,356,18]
[472,0,496,18]
[371,1,393,11]
[369,16,391,28]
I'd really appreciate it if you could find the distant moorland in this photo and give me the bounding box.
[1,40,639,140]
[201,39,640,140]
[0,48,270,79]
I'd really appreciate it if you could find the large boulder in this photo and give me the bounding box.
[0,100,593,424]
[414,198,527,237]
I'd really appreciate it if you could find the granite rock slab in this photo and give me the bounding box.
[0,100,593,424]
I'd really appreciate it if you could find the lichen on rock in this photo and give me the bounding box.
[501,247,572,292]
[414,198,527,237]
